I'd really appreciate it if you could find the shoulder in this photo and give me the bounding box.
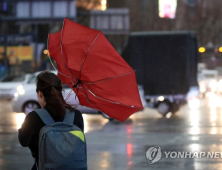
[19,110,44,132]
[26,110,39,119]
[72,109,83,120]
[74,109,81,114]
[25,110,44,124]
[72,109,84,131]
[73,109,82,117]
[67,108,81,115]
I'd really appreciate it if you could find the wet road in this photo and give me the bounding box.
[0,93,222,170]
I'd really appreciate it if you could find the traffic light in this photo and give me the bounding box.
[198,46,222,54]
[198,47,206,53]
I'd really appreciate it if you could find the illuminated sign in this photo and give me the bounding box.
[0,47,4,60]
[159,0,177,19]
[0,46,33,64]
[0,34,33,45]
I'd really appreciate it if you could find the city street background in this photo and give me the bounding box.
[0,93,222,170]
[1,1,222,170]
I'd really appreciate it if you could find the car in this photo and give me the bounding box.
[138,85,147,108]
[12,71,107,118]
[186,86,200,109]
[0,73,31,100]
[12,83,98,114]
[199,69,219,95]
[12,70,147,119]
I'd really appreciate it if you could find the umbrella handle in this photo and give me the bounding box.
[73,79,80,88]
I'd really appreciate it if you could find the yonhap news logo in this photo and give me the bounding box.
[146,146,162,164]
[146,146,222,164]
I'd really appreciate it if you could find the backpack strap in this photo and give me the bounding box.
[35,108,55,125]
[63,108,75,124]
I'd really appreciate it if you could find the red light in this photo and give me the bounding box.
[127,143,133,158]
[127,127,132,133]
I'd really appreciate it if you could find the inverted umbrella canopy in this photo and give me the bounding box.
[48,18,143,122]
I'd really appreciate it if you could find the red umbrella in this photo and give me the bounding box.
[47,18,143,122]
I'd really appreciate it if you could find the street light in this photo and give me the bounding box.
[101,0,107,11]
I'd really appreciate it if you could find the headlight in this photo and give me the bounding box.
[218,79,222,85]
[209,80,217,88]
[188,98,200,109]
[199,82,206,93]
[218,80,222,92]
[16,85,25,95]
[14,92,18,98]
[157,96,164,101]
[200,85,206,93]
[209,80,217,92]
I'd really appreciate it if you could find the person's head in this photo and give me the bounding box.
[36,71,74,117]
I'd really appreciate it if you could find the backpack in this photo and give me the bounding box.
[35,108,87,170]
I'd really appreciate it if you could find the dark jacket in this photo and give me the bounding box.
[18,105,84,170]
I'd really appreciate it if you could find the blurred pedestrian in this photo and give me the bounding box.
[38,54,49,71]
[18,71,85,170]
[0,60,4,78]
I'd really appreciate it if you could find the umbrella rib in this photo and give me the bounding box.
[48,55,74,79]
[47,32,76,82]
[78,31,102,80]
[83,70,135,84]
[75,85,101,111]
[60,45,75,80]
[83,85,142,109]
[60,20,77,82]
[47,33,75,80]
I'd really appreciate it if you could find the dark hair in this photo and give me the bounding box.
[36,71,75,118]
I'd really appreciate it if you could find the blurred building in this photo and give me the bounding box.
[77,0,130,53]
[1,0,222,73]
[0,0,77,73]
[107,0,222,69]
[0,0,130,74]
[107,0,222,46]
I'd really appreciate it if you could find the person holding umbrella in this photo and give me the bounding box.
[18,17,143,169]
[18,71,85,170]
